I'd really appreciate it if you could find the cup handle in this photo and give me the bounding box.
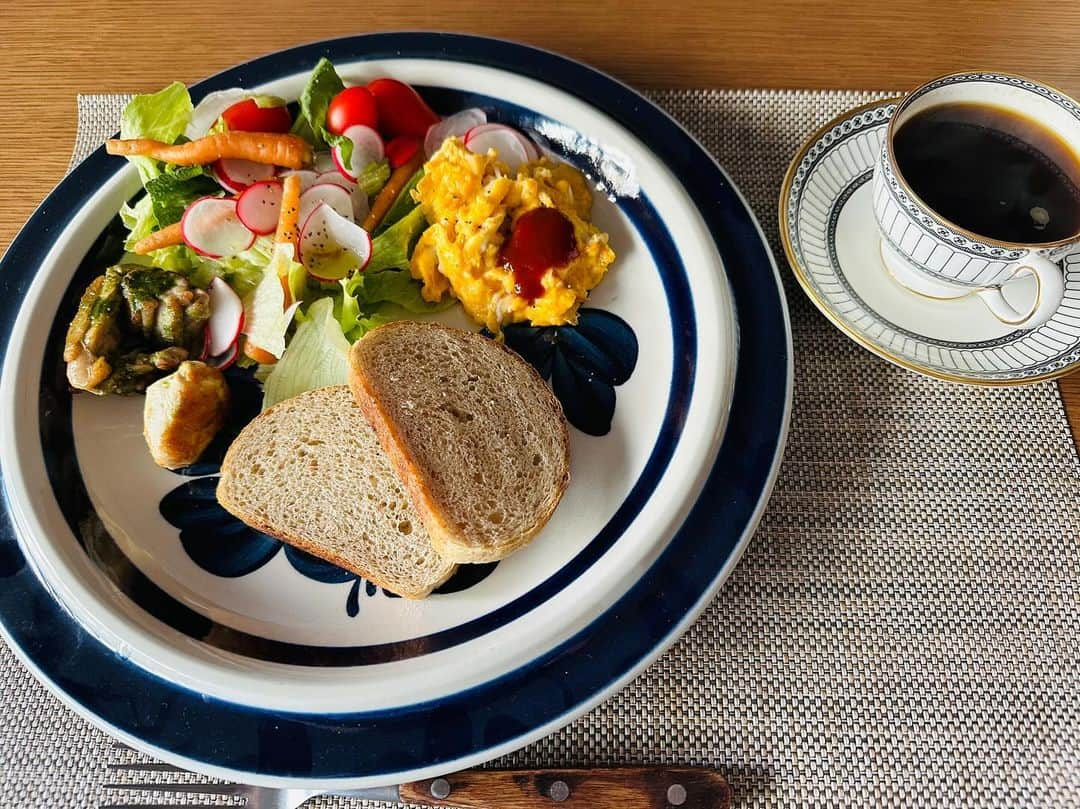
[974,255,1065,329]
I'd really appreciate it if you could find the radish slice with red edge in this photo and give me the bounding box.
[206,341,238,371]
[206,277,244,356]
[199,326,211,361]
[186,88,251,139]
[299,203,372,281]
[213,158,277,193]
[278,169,320,194]
[315,169,356,190]
[425,108,487,157]
[236,180,283,235]
[181,197,255,259]
[299,183,355,225]
[464,124,533,171]
[314,171,369,222]
[331,124,384,182]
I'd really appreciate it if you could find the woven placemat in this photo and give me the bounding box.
[1,89,1078,808]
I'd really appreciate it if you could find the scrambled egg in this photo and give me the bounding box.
[410,137,615,331]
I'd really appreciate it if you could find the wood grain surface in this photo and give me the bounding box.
[399,767,731,809]
[2,0,1077,447]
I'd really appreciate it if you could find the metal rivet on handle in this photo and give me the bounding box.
[549,780,570,802]
[430,778,452,799]
[667,784,688,806]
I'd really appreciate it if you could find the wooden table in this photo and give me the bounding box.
[3,0,1078,446]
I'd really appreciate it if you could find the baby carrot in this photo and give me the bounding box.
[106,132,312,169]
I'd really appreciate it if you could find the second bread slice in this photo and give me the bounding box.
[348,321,571,563]
[216,385,456,598]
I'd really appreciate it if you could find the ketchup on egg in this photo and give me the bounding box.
[500,207,578,302]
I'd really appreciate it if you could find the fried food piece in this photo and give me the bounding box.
[105,132,312,169]
[143,361,230,469]
[120,269,210,349]
[99,346,189,395]
[64,268,124,393]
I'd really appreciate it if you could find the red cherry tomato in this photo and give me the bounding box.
[221,99,291,133]
[385,135,421,168]
[326,86,378,136]
[366,78,439,138]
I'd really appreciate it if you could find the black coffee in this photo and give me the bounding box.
[893,102,1080,243]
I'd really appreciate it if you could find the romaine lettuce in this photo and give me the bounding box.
[143,166,219,227]
[365,205,429,273]
[294,58,352,165]
[374,168,423,234]
[120,82,193,183]
[261,297,350,410]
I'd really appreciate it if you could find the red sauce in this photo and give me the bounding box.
[500,207,577,302]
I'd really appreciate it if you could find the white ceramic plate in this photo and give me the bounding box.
[0,34,791,787]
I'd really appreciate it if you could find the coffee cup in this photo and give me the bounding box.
[872,72,1079,329]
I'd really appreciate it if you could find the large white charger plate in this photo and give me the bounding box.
[0,33,791,787]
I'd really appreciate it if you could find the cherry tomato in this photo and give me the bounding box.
[366,78,439,138]
[385,135,421,168]
[326,86,378,136]
[221,99,292,133]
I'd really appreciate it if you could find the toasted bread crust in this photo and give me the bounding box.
[216,386,457,599]
[348,320,570,563]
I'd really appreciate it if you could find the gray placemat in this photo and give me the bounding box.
[1,89,1078,808]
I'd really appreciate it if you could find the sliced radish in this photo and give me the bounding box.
[181,197,255,259]
[313,151,337,173]
[186,88,251,139]
[425,108,487,157]
[299,183,354,225]
[314,171,369,222]
[464,123,537,170]
[213,158,277,193]
[199,325,211,361]
[206,341,238,370]
[236,180,283,235]
[299,203,373,281]
[316,169,356,190]
[278,169,320,194]
[206,277,244,356]
[331,124,384,182]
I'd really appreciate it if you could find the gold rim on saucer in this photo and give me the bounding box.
[778,98,1080,387]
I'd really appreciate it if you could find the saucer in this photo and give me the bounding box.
[780,99,1080,385]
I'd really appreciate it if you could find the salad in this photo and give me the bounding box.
[63,59,616,470]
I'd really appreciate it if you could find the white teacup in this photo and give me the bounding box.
[873,72,1077,329]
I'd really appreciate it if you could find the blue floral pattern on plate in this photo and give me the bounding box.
[159,369,497,615]
[497,308,638,436]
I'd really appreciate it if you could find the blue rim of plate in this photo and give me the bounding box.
[0,33,791,782]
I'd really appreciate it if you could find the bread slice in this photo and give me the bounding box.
[216,385,456,598]
[348,321,570,564]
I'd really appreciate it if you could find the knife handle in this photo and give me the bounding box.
[399,767,730,809]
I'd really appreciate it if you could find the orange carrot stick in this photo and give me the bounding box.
[106,132,312,169]
[132,222,183,254]
[275,173,302,249]
[362,151,424,231]
[243,340,279,365]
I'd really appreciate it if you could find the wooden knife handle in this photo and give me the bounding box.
[399,767,730,809]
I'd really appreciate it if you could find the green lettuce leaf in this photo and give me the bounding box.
[365,205,429,274]
[374,168,423,234]
[242,243,301,359]
[262,297,350,410]
[143,166,220,227]
[120,82,194,183]
[356,159,391,198]
[294,58,352,164]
